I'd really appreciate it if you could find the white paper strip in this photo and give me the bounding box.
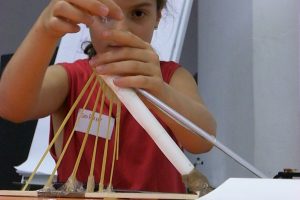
[101,75,194,175]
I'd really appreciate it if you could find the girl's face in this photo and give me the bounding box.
[89,0,161,54]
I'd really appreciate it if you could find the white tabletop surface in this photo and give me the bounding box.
[198,178,300,200]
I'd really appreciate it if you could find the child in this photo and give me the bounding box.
[0,0,216,193]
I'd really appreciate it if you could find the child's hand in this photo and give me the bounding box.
[37,0,124,39]
[90,30,164,96]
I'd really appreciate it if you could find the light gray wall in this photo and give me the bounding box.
[180,0,198,76]
[196,0,300,187]
[253,0,300,177]
[0,1,49,56]
[196,0,255,186]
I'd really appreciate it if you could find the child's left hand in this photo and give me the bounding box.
[89,30,164,96]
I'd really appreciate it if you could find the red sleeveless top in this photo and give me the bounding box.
[50,59,185,193]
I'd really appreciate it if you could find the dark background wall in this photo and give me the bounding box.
[0,1,49,189]
[0,1,50,56]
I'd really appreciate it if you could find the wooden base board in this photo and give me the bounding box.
[0,190,198,200]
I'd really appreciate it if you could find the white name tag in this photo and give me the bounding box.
[74,109,115,140]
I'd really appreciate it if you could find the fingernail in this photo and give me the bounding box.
[113,77,121,85]
[96,65,106,73]
[99,6,109,15]
[89,58,96,66]
[117,11,124,19]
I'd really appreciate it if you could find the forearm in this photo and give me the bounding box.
[0,18,59,121]
[143,82,216,154]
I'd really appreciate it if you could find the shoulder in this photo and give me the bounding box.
[160,61,180,71]
[160,61,181,83]
[58,59,93,82]
[160,61,195,84]
[59,59,92,74]
[168,65,201,102]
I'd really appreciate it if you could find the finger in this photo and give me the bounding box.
[100,30,150,49]
[98,0,124,19]
[90,47,159,66]
[48,16,81,34]
[52,1,94,25]
[96,61,159,77]
[113,75,163,94]
[66,0,123,20]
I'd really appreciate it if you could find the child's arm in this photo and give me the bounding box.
[0,0,123,122]
[90,30,216,154]
[145,67,217,154]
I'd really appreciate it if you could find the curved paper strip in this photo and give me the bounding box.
[101,75,194,176]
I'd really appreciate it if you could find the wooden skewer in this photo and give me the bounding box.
[22,73,96,191]
[98,96,114,192]
[116,102,121,160]
[44,75,99,189]
[69,85,102,181]
[87,83,106,192]
[107,101,121,190]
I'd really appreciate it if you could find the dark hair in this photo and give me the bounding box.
[157,0,167,10]
[84,0,167,59]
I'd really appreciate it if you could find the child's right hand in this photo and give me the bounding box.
[37,0,124,39]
